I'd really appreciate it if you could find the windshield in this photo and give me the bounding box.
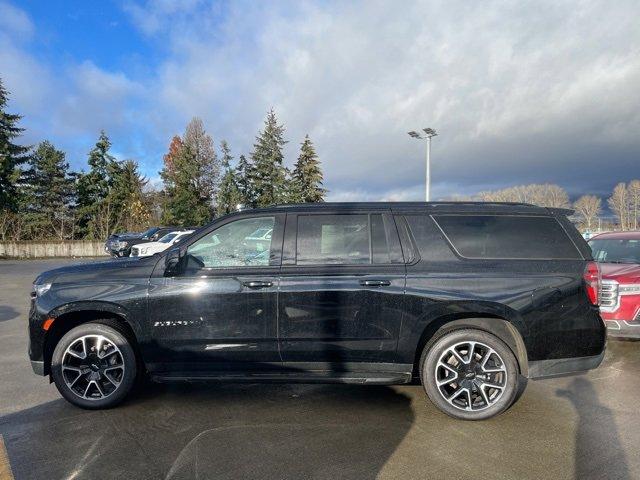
[141,227,158,238]
[589,238,640,264]
[158,233,178,243]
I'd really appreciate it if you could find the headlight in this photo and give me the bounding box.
[116,241,129,249]
[33,283,51,297]
[619,284,640,295]
[140,247,149,254]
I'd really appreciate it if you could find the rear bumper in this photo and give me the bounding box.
[528,350,605,379]
[605,319,640,339]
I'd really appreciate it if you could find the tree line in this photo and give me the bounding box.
[475,182,640,231]
[0,79,325,241]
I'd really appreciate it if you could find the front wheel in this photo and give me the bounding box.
[420,329,521,420]
[51,322,137,409]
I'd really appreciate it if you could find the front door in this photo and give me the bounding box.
[278,211,406,367]
[147,214,284,374]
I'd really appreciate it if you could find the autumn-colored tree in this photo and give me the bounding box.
[161,118,220,226]
[163,135,183,182]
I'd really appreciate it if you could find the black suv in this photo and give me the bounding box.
[105,226,181,257]
[29,202,605,420]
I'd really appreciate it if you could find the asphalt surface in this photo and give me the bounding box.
[1,259,639,480]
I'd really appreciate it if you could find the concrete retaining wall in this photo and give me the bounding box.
[0,241,108,259]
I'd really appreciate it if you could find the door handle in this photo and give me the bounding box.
[359,279,391,287]
[242,280,273,289]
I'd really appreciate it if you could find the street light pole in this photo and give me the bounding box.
[425,134,431,202]
[408,128,438,202]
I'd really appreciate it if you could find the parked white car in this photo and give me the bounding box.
[130,230,194,257]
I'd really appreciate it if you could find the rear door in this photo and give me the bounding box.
[278,210,406,366]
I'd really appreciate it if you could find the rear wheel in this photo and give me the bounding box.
[51,322,137,409]
[420,329,520,420]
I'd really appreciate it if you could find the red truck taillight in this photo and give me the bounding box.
[583,261,601,305]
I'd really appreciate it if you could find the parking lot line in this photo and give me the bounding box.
[0,436,14,480]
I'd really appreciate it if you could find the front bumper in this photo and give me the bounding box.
[528,350,605,379]
[605,319,640,339]
[105,246,131,257]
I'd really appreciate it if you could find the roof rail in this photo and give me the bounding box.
[272,201,538,208]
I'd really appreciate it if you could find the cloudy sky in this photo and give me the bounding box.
[1,0,639,201]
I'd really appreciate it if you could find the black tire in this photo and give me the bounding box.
[51,322,137,409]
[420,328,521,420]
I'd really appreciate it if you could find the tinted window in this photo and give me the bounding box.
[433,215,580,259]
[404,215,456,262]
[187,217,275,268]
[371,214,404,264]
[297,214,370,265]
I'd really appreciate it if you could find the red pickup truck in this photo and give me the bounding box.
[589,231,640,338]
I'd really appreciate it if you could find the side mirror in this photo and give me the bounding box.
[164,248,182,276]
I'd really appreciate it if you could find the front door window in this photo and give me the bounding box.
[186,217,275,269]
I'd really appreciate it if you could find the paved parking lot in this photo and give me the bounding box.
[1,259,639,479]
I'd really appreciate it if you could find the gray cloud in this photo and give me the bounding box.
[2,0,640,200]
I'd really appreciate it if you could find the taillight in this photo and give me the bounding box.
[583,261,600,305]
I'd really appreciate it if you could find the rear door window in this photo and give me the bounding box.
[432,215,581,260]
[297,214,370,265]
[295,213,404,265]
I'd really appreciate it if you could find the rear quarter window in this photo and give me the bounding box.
[432,215,581,260]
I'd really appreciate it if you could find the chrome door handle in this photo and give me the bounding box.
[242,281,273,289]
[359,279,391,287]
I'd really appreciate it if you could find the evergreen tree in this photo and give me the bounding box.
[0,78,30,210]
[216,141,243,216]
[76,131,116,238]
[109,159,150,233]
[291,135,326,203]
[236,154,254,205]
[21,141,76,239]
[250,109,288,207]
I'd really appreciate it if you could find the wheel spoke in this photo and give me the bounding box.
[103,371,120,387]
[62,366,82,373]
[478,382,491,406]
[480,347,495,368]
[466,342,476,363]
[482,381,504,390]
[83,381,92,398]
[450,348,467,365]
[94,380,105,397]
[69,373,83,388]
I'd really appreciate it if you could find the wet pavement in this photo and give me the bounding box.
[1,259,639,479]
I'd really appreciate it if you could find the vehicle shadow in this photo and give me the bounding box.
[557,377,630,480]
[1,382,415,480]
[0,305,19,322]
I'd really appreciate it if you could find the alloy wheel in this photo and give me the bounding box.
[434,340,508,412]
[61,334,125,400]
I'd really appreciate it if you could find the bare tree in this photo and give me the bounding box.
[573,195,602,230]
[627,180,640,230]
[476,183,570,208]
[608,183,629,230]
